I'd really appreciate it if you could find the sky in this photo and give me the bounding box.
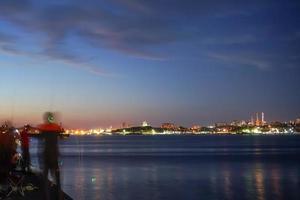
[0,0,300,128]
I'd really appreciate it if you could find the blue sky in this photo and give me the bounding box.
[0,0,300,128]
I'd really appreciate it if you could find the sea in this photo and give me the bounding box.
[29,135,300,200]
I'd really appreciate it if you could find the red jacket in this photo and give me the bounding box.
[20,130,29,148]
[37,123,63,132]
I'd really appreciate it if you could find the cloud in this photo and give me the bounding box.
[0,31,111,76]
[207,52,271,70]
[0,32,16,44]
[201,35,257,45]
[0,45,22,55]
[0,0,270,62]
[41,47,113,76]
[0,0,179,61]
[0,0,299,73]
[0,44,111,76]
[207,50,300,71]
[0,32,24,55]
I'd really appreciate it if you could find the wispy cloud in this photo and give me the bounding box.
[208,50,300,71]
[0,31,112,76]
[0,0,274,62]
[0,32,16,44]
[0,32,24,55]
[0,0,299,73]
[0,45,112,76]
[0,0,178,61]
[207,52,271,70]
[201,35,257,45]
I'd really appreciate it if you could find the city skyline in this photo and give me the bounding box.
[1,110,299,130]
[1,0,300,128]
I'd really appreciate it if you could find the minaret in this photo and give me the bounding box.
[256,112,260,126]
[261,112,265,125]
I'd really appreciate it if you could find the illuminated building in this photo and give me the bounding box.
[254,112,266,126]
[255,112,261,126]
[142,121,149,127]
[295,118,300,125]
[250,116,254,125]
[262,112,266,125]
[191,125,201,130]
[191,125,201,133]
[230,120,247,126]
[161,123,176,129]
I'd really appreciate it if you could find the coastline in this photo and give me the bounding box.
[65,132,300,136]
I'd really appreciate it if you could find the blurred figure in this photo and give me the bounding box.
[37,133,44,172]
[20,125,31,172]
[0,131,16,181]
[0,127,18,189]
[38,112,63,200]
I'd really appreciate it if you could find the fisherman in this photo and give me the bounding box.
[37,112,63,200]
[20,125,31,172]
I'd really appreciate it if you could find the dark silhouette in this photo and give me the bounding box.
[0,131,16,183]
[20,125,31,172]
[38,112,64,200]
[0,128,19,198]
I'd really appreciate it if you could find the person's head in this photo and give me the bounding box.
[1,120,13,131]
[24,124,30,131]
[43,112,56,124]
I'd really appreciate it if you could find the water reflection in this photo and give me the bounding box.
[254,163,265,200]
[91,168,102,200]
[106,167,113,200]
[209,168,218,198]
[244,167,254,200]
[73,164,85,200]
[287,166,300,200]
[270,165,281,199]
[29,136,300,200]
[222,164,232,200]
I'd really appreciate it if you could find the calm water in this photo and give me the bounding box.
[30,135,300,200]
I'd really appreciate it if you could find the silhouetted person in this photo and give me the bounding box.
[37,134,44,172]
[0,128,18,191]
[38,112,63,200]
[0,131,16,183]
[20,125,31,172]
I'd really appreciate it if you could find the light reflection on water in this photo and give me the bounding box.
[270,165,281,199]
[30,135,300,200]
[254,163,265,200]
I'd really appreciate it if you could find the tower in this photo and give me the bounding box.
[255,112,260,126]
[251,116,254,125]
[261,112,265,125]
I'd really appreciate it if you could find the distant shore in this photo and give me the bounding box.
[65,132,300,136]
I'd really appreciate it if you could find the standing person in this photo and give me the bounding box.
[20,125,31,172]
[38,112,63,200]
[0,129,17,184]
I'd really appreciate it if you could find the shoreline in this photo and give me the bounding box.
[65,132,300,136]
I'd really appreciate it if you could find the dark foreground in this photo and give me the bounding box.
[1,172,72,200]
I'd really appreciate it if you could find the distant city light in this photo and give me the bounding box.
[56,113,300,136]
